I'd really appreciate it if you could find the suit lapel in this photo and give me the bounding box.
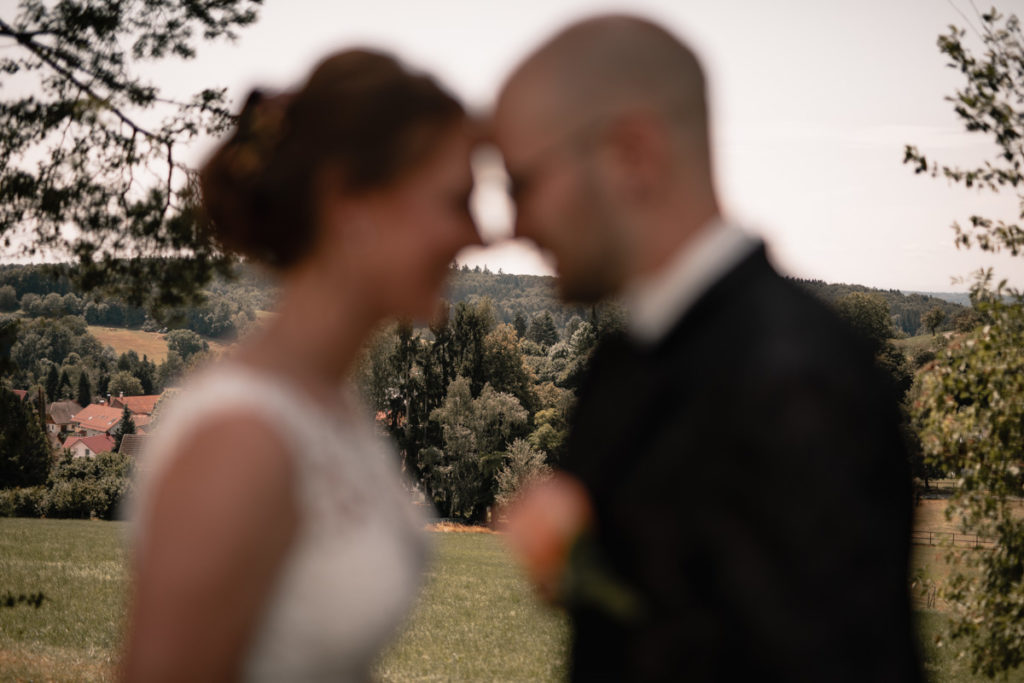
[566,246,775,494]
[567,334,670,495]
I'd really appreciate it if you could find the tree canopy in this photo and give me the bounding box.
[0,0,262,312]
[906,7,1024,677]
[0,386,50,487]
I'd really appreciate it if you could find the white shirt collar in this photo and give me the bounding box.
[623,218,759,345]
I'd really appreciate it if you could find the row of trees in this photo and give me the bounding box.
[355,299,622,521]
[0,269,259,339]
[794,278,967,336]
[2,314,203,407]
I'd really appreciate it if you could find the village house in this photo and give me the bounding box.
[62,433,116,458]
[70,391,163,438]
[71,403,125,437]
[46,400,82,438]
[118,433,149,459]
[109,393,160,416]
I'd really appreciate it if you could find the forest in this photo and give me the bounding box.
[1,261,963,523]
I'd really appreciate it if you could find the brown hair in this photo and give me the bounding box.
[200,50,465,269]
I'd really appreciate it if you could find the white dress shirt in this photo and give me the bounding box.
[623,218,760,346]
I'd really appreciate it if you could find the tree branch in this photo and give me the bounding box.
[0,17,166,145]
[0,24,58,40]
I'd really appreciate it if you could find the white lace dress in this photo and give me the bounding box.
[130,363,430,681]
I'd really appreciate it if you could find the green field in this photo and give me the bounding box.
[86,326,231,365]
[0,519,127,681]
[893,332,947,359]
[0,519,566,682]
[1,518,1021,682]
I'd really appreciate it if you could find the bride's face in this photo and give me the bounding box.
[359,121,481,320]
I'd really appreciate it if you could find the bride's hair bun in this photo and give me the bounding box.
[200,50,464,270]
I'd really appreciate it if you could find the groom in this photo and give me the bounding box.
[495,15,921,682]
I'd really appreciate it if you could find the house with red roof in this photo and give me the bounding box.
[72,404,125,436]
[109,393,161,416]
[62,433,116,459]
[132,413,152,433]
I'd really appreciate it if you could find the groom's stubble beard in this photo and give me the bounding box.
[554,161,630,305]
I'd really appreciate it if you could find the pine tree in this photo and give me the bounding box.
[527,311,559,347]
[97,371,110,398]
[44,365,59,403]
[57,369,71,399]
[0,386,51,487]
[513,311,528,339]
[76,372,92,407]
[113,405,136,452]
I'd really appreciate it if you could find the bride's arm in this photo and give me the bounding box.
[120,414,298,682]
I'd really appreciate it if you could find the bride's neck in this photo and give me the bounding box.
[239,259,379,405]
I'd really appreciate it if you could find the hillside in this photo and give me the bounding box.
[791,279,964,336]
[1,262,964,338]
[446,267,965,337]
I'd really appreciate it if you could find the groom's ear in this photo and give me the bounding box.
[596,108,673,206]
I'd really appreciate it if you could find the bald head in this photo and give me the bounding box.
[499,15,710,158]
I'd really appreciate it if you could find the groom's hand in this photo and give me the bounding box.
[499,472,593,603]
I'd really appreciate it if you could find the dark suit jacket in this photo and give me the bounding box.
[562,246,921,682]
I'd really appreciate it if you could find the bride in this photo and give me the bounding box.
[120,49,480,681]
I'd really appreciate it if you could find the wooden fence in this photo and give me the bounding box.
[911,529,996,549]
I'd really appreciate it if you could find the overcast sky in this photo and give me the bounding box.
[7,0,1024,292]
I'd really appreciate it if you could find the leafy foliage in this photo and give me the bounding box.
[904,10,1024,257]
[495,438,551,508]
[0,1,262,311]
[913,297,1024,676]
[796,278,964,336]
[923,307,946,336]
[0,385,50,487]
[906,7,1024,677]
[0,285,17,312]
[427,377,528,520]
[107,370,142,397]
[165,328,208,361]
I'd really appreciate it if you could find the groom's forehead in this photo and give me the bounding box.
[495,76,566,147]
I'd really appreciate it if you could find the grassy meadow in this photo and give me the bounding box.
[86,326,171,364]
[0,519,566,682]
[87,326,230,365]
[893,332,945,358]
[0,519,128,681]
[2,514,1023,682]
[375,528,568,682]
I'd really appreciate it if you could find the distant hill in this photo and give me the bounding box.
[443,267,586,331]
[904,291,972,307]
[792,280,965,336]
[1,262,966,338]
[447,267,966,338]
